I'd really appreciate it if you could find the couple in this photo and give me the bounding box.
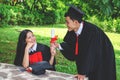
[14,5,116,80]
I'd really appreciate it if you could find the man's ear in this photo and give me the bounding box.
[74,20,79,24]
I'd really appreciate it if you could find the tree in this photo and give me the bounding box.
[61,0,120,19]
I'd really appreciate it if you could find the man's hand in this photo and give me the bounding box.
[75,74,86,80]
[54,42,59,48]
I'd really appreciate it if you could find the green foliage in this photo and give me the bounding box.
[113,0,120,7]
[43,10,56,24]
[0,4,11,26]
[115,18,120,33]
[0,3,23,26]
[86,15,120,33]
[0,0,120,33]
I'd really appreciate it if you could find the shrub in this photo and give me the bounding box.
[0,4,11,27]
[115,18,120,33]
[0,4,22,26]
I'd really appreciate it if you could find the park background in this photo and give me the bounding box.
[0,0,120,80]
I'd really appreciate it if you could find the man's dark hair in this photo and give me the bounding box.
[64,5,84,23]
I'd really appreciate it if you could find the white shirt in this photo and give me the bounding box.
[59,22,84,50]
[29,43,37,53]
[75,22,83,36]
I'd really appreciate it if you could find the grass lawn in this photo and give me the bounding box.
[0,25,120,80]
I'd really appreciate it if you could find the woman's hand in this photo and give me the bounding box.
[26,42,34,50]
[50,43,57,56]
[22,42,34,68]
[26,67,32,72]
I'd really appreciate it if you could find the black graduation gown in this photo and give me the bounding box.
[60,21,116,80]
[14,43,56,70]
[34,43,56,70]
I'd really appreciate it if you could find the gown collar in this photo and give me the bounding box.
[75,22,83,36]
[29,43,37,53]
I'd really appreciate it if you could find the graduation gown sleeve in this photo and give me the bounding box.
[37,43,56,70]
[60,31,76,61]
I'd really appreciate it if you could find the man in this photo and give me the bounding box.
[52,5,116,80]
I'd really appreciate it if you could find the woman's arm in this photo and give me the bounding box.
[49,55,55,65]
[22,43,34,68]
[49,43,56,65]
[22,47,29,68]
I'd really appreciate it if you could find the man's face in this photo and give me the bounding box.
[65,16,76,31]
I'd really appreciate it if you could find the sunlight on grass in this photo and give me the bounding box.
[30,27,67,39]
[106,32,120,46]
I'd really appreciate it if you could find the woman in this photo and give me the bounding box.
[14,29,56,75]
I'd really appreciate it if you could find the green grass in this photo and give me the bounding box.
[0,25,120,79]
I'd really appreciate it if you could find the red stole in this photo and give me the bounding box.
[29,52,43,64]
[75,22,83,55]
[75,35,79,55]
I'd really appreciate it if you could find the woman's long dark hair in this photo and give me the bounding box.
[14,29,32,66]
